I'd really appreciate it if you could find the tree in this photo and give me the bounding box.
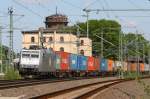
[77,19,121,60]
[75,19,149,61]
[124,33,149,63]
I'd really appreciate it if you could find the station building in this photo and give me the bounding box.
[22,14,92,56]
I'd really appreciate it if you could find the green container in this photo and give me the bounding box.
[55,54,60,70]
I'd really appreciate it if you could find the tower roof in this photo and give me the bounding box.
[45,14,68,28]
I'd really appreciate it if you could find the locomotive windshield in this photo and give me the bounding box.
[22,54,30,58]
[21,50,40,59]
[31,54,39,58]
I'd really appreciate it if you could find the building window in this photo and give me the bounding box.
[43,37,46,42]
[60,36,64,42]
[81,40,84,46]
[49,37,53,42]
[31,37,35,43]
[80,50,84,55]
[60,47,64,51]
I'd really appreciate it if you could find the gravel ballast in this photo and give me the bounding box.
[0,77,117,99]
[92,79,150,99]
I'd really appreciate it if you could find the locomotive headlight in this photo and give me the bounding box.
[34,65,38,68]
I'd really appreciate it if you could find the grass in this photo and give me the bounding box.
[4,66,21,80]
[0,64,21,80]
[123,71,142,79]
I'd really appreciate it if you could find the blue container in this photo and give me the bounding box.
[78,55,87,71]
[54,53,61,70]
[100,59,108,72]
[70,54,78,71]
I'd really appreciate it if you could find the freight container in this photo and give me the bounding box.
[123,62,127,71]
[144,64,150,72]
[130,63,137,72]
[78,55,87,71]
[87,56,95,71]
[107,60,113,71]
[113,61,120,71]
[54,53,61,70]
[70,54,78,71]
[56,51,70,71]
[114,61,122,67]
[140,63,145,72]
[100,59,108,72]
[94,58,100,71]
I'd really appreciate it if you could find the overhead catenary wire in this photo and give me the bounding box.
[118,15,150,18]
[84,0,99,9]
[127,0,141,9]
[12,0,43,18]
[3,15,24,29]
[102,0,110,18]
[37,1,53,13]
[83,8,150,12]
[61,0,82,10]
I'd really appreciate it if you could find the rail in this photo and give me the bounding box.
[0,77,107,90]
[34,76,150,99]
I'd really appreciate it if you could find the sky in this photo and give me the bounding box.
[0,0,150,52]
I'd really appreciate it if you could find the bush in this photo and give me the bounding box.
[4,66,21,80]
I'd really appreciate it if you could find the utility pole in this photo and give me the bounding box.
[39,27,44,48]
[143,43,145,63]
[101,28,103,58]
[8,7,14,67]
[0,18,2,73]
[136,31,140,76]
[77,26,80,55]
[119,31,123,78]
[148,42,150,75]
[120,32,124,78]
[83,9,90,38]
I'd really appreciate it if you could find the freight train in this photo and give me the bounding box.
[18,48,150,78]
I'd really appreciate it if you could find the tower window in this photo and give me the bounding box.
[31,37,35,43]
[60,47,64,51]
[81,40,84,46]
[60,36,64,42]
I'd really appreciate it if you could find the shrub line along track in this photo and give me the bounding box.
[0,77,106,90]
[34,76,150,99]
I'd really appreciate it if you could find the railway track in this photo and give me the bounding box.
[0,76,106,90]
[34,76,150,99]
[33,79,125,99]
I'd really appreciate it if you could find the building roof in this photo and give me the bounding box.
[22,27,91,39]
[22,27,76,35]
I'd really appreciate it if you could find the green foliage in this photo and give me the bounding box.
[77,19,121,59]
[0,45,9,60]
[75,19,149,61]
[124,33,149,63]
[123,72,142,79]
[4,66,21,80]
